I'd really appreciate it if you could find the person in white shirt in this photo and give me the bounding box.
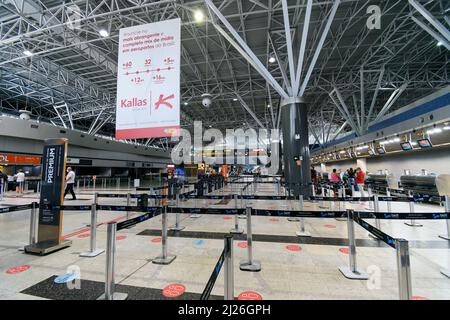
[15,169,25,194]
[64,167,77,200]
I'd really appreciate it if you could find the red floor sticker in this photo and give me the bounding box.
[116,235,127,241]
[238,291,263,300]
[151,237,162,243]
[412,296,430,300]
[237,242,248,248]
[339,248,349,254]
[324,224,336,228]
[63,228,90,239]
[223,216,233,220]
[78,233,90,238]
[162,283,185,298]
[269,218,279,222]
[286,245,302,252]
[6,265,30,274]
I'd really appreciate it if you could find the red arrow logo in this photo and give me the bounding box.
[155,94,175,110]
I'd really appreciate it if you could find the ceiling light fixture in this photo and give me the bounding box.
[23,50,33,57]
[269,56,276,64]
[99,29,109,37]
[194,9,204,22]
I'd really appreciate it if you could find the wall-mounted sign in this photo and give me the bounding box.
[0,153,41,165]
[116,19,181,139]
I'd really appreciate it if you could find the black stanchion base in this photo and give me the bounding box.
[405,222,423,227]
[338,266,369,280]
[296,231,311,237]
[97,292,128,300]
[240,260,261,272]
[152,255,176,265]
[80,249,105,257]
[169,226,185,232]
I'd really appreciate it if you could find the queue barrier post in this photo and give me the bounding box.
[319,187,327,209]
[439,195,450,241]
[238,189,246,220]
[170,194,185,231]
[19,202,38,251]
[97,222,128,300]
[395,239,412,300]
[296,195,311,237]
[224,235,234,300]
[126,193,131,220]
[339,210,369,280]
[288,194,301,222]
[405,195,423,227]
[328,187,333,208]
[386,188,392,213]
[152,206,176,265]
[369,195,382,239]
[367,186,374,210]
[230,195,244,234]
[80,199,105,257]
[239,207,261,272]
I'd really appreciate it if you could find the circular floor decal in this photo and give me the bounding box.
[237,242,248,249]
[339,248,349,254]
[286,245,302,252]
[6,265,30,274]
[77,233,90,239]
[162,283,185,298]
[324,224,336,229]
[223,216,233,220]
[193,239,205,247]
[412,296,430,300]
[151,237,162,243]
[238,291,263,300]
[116,235,127,241]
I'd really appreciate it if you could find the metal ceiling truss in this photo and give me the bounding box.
[0,0,448,150]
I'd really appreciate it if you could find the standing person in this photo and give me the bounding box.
[64,167,77,200]
[0,170,7,199]
[356,167,366,197]
[330,169,341,183]
[15,169,25,194]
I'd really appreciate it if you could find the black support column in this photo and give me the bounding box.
[280,97,311,197]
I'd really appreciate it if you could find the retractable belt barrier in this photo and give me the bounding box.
[0,204,33,214]
[353,214,396,248]
[200,247,226,300]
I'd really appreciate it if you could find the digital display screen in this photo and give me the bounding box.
[368,149,375,156]
[417,139,433,148]
[400,142,414,151]
[376,147,386,155]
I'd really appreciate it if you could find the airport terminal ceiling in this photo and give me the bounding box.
[0,0,448,151]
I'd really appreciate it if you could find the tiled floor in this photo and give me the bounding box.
[0,182,449,300]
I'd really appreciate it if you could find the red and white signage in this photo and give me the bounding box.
[116,19,181,139]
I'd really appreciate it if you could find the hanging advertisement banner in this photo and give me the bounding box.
[116,19,181,139]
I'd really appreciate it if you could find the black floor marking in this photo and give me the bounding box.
[137,229,450,249]
[21,276,222,300]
